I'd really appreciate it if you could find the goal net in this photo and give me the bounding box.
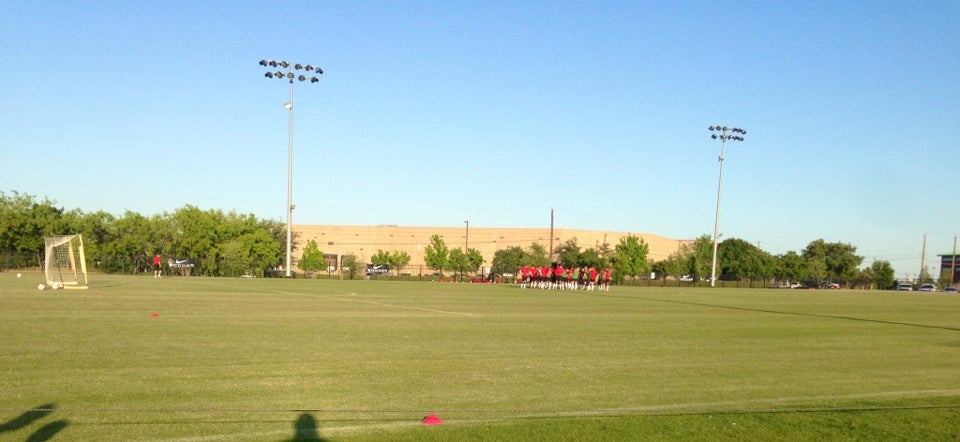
[44,234,89,289]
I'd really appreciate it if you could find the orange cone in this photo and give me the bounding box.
[421,414,443,425]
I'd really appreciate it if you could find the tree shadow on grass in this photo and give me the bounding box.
[0,403,68,441]
[288,413,328,442]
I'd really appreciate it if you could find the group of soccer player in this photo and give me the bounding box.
[518,265,612,291]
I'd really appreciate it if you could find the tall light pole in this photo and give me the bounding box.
[708,125,745,287]
[464,220,469,252]
[260,59,323,278]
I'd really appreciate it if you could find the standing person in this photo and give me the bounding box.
[154,253,162,278]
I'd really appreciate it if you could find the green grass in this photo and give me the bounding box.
[1,272,958,441]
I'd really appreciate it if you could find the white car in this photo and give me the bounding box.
[896,283,914,291]
[918,284,937,292]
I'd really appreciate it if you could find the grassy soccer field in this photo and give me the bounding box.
[1,273,958,441]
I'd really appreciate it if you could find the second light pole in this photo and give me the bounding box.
[261,59,323,277]
[708,125,746,287]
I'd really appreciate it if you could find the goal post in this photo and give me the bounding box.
[44,234,89,289]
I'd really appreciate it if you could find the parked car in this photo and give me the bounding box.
[918,284,938,292]
[896,283,914,291]
[944,287,958,293]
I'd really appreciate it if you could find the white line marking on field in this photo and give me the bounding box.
[60,389,960,442]
[189,281,479,317]
[137,388,960,442]
[142,420,423,442]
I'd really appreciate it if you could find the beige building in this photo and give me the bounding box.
[295,224,689,274]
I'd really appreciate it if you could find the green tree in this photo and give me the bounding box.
[611,234,650,282]
[371,250,391,266]
[220,239,250,277]
[467,248,483,275]
[802,239,863,284]
[104,211,154,274]
[299,239,326,273]
[341,255,363,279]
[870,260,896,290]
[938,268,953,289]
[663,243,693,281]
[525,243,550,267]
[424,234,449,276]
[491,246,526,276]
[579,248,604,269]
[168,206,221,276]
[851,268,873,289]
[596,241,612,264]
[555,239,582,267]
[72,210,116,271]
[0,191,63,254]
[447,248,468,279]
[389,250,411,276]
[774,251,807,284]
[689,235,714,281]
[718,238,774,282]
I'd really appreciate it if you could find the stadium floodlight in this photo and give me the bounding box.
[260,59,323,277]
[708,125,746,287]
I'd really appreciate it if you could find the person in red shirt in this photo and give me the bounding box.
[601,268,612,291]
[154,253,162,278]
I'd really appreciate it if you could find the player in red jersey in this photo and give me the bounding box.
[601,268,612,291]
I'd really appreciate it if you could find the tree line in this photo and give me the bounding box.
[477,233,897,289]
[2,190,902,288]
[659,235,898,289]
[1,191,286,276]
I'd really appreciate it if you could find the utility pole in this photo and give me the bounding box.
[951,236,957,287]
[919,233,927,284]
[549,208,554,264]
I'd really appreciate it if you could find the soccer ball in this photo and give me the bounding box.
[16,273,22,278]
[50,282,61,290]
[38,284,45,290]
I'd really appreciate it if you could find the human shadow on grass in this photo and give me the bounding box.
[0,403,68,441]
[288,413,328,442]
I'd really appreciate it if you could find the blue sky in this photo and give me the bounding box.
[2,1,957,279]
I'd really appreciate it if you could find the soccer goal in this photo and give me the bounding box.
[44,234,89,289]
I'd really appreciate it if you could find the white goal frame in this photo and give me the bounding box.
[44,234,89,289]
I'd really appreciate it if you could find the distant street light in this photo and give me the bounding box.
[260,59,323,278]
[708,125,746,287]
